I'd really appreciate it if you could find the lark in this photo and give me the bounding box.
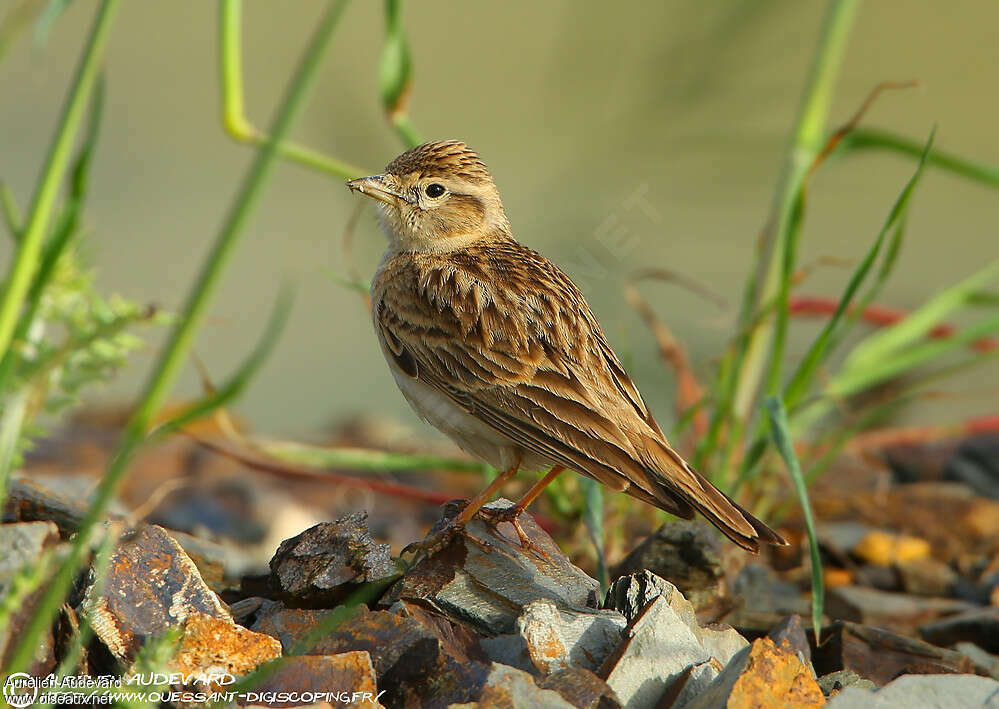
[348,140,786,553]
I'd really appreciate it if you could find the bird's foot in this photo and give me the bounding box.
[401,498,494,559]
[478,505,552,561]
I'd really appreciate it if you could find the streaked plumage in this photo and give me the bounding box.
[348,140,785,552]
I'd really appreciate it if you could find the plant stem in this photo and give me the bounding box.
[218,0,368,180]
[0,0,119,360]
[2,0,351,676]
[731,0,859,422]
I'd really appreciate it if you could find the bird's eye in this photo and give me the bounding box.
[424,183,446,198]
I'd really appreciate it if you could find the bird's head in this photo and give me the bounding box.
[347,140,510,253]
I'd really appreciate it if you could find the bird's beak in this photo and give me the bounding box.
[346,174,404,205]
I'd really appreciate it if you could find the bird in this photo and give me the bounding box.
[347,140,786,553]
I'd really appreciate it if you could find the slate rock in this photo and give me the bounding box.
[600,592,710,709]
[945,433,999,500]
[610,520,725,610]
[480,600,626,674]
[817,669,876,696]
[537,667,622,709]
[605,570,748,669]
[824,673,999,709]
[825,584,976,634]
[727,563,812,634]
[242,651,381,708]
[682,637,824,709]
[255,601,490,708]
[0,521,62,674]
[387,499,601,636]
[952,642,999,679]
[249,600,331,652]
[812,620,978,685]
[919,606,999,654]
[84,524,232,661]
[270,512,398,607]
[768,614,812,668]
[2,477,90,536]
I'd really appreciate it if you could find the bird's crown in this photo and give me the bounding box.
[385,140,493,183]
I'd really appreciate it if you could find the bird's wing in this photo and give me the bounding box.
[374,243,783,551]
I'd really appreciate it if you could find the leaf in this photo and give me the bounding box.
[766,396,824,644]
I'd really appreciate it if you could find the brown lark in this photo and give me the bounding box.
[347,140,786,553]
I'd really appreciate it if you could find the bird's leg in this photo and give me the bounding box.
[402,461,520,556]
[481,465,565,550]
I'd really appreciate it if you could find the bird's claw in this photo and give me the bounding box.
[478,506,552,561]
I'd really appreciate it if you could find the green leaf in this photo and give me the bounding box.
[581,477,608,592]
[783,127,935,408]
[766,396,823,644]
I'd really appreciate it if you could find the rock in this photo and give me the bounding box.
[817,669,876,696]
[824,673,999,709]
[919,606,999,653]
[84,524,232,661]
[825,585,976,633]
[896,558,959,597]
[812,621,978,685]
[242,651,381,708]
[250,600,331,652]
[386,499,601,636]
[606,571,748,668]
[682,637,824,709]
[953,642,999,679]
[2,477,91,536]
[0,521,63,674]
[599,592,710,709]
[610,520,725,610]
[768,614,812,667]
[817,521,873,557]
[537,667,622,709]
[253,601,491,708]
[479,600,626,674]
[269,513,398,608]
[151,477,267,544]
[173,612,281,679]
[726,563,813,635]
[945,433,999,500]
[451,663,577,709]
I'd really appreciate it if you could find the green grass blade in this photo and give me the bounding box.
[0,0,119,360]
[839,127,999,188]
[829,309,999,398]
[766,396,823,644]
[783,127,935,408]
[380,0,422,148]
[257,439,490,474]
[2,0,350,676]
[581,477,608,592]
[839,258,999,376]
[150,285,295,438]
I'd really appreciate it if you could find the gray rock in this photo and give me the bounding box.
[677,644,749,709]
[920,607,999,654]
[606,571,747,668]
[270,512,399,607]
[953,642,999,679]
[601,593,710,709]
[817,669,876,696]
[83,524,231,661]
[480,600,626,674]
[388,499,601,636]
[826,584,976,627]
[768,614,812,668]
[727,563,813,634]
[610,520,725,610]
[0,521,62,674]
[825,673,999,709]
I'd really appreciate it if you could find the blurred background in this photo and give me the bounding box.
[2,0,997,439]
